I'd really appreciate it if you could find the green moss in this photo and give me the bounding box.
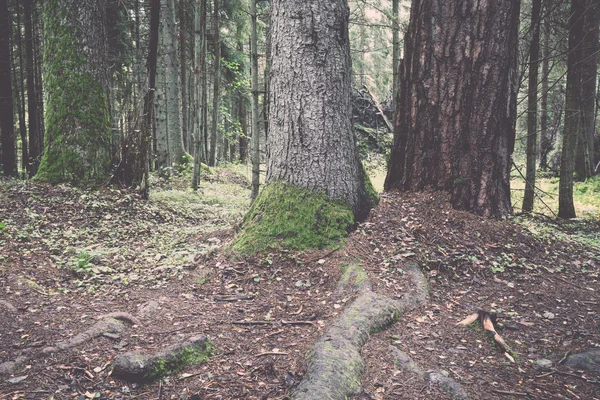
[147,339,215,380]
[231,181,354,254]
[362,171,379,208]
[36,0,111,184]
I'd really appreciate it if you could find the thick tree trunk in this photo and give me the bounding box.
[579,0,598,176]
[179,0,189,152]
[392,0,399,118]
[385,0,520,218]
[522,0,542,213]
[14,0,28,173]
[37,0,111,183]
[559,0,585,218]
[192,0,206,191]
[266,0,376,219]
[23,0,39,177]
[208,0,220,167]
[0,0,17,177]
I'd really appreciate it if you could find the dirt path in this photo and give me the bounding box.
[1,178,599,399]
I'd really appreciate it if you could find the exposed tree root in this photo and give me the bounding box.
[112,335,214,382]
[390,346,470,400]
[565,349,600,374]
[291,264,429,400]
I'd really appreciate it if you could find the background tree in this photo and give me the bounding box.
[0,0,17,177]
[385,0,521,218]
[234,0,377,253]
[36,0,111,183]
[24,0,41,176]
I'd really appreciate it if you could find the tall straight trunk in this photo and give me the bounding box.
[162,0,184,166]
[522,0,542,213]
[193,0,206,191]
[265,0,376,218]
[15,0,28,172]
[37,0,111,183]
[539,20,550,170]
[179,0,189,152]
[250,0,260,200]
[392,0,399,117]
[0,0,17,177]
[558,0,585,218]
[237,89,248,163]
[385,0,521,217]
[208,0,220,166]
[579,0,598,176]
[155,29,168,169]
[23,0,39,176]
[32,2,43,143]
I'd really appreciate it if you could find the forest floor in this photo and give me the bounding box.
[0,168,599,400]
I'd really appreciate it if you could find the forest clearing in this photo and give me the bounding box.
[1,0,600,398]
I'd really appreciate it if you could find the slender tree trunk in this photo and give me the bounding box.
[208,0,220,166]
[33,2,43,144]
[179,0,189,152]
[558,0,585,218]
[539,20,550,170]
[15,0,28,173]
[193,0,206,191]
[238,88,248,163]
[265,0,376,218]
[163,0,184,165]
[23,0,39,176]
[392,0,399,118]
[385,0,521,218]
[250,0,260,200]
[522,0,542,213]
[579,0,598,175]
[37,0,111,183]
[0,0,17,177]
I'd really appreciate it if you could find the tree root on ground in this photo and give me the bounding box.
[390,346,470,400]
[291,264,429,400]
[112,335,214,382]
[565,349,600,374]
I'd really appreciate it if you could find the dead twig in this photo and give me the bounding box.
[558,350,571,365]
[491,389,530,397]
[213,294,255,302]
[256,351,288,357]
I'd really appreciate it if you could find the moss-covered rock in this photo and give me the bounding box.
[112,335,214,382]
[231,181,355,253]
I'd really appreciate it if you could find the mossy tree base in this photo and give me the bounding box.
[112,335,214,382]
[231,181,355,253]
[291,264,429,400]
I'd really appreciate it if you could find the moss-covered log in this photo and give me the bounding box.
[36,0,111,184]
[112,335,214,382]
[291,265,429,400]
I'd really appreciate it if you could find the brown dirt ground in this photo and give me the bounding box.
[0,181,599,400]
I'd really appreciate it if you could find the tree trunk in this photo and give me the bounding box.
[155,28,168,170]
[522,0,542,213]
[37,0,111,183]
[237,84,248,163]
[385,0,520,218]
[250,0,260,200]
[15,0,28,173]
[208,0,220,167]
[265,0,376,219]
[0,0,17,177]
[23,0,39,177]
[539,18,550,170]
[179,0,189,152]
[163,0,184,166]
[192,0,206,191]
[392,0,400,118]
[579,0,598,176]
[558,0,585,219]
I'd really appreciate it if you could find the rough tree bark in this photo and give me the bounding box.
[558,0,585,219]
[0,0,17,177]
[192,0,206,191]
[179,0,189,152]
[385,0,520,218]
[23,0,40,177]
[539,19,550,170]
[265,0,375,218]
[14,0,28,173]
[208,0,220,167]
[522,0,542,213]
[37,0,111,183]
[250,0,260,201]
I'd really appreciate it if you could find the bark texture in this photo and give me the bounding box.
[0,0,17,177]
[266,0,376,220]
[24,0,40,177]
[558,0,585,219]
[208,0,220,167]
[385,0,520,218]
[522,0,542,213]
[37,0,111,183]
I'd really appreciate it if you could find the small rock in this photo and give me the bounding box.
[7,375,28,384]
[535,359,553,369]
[543,311,555,320]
